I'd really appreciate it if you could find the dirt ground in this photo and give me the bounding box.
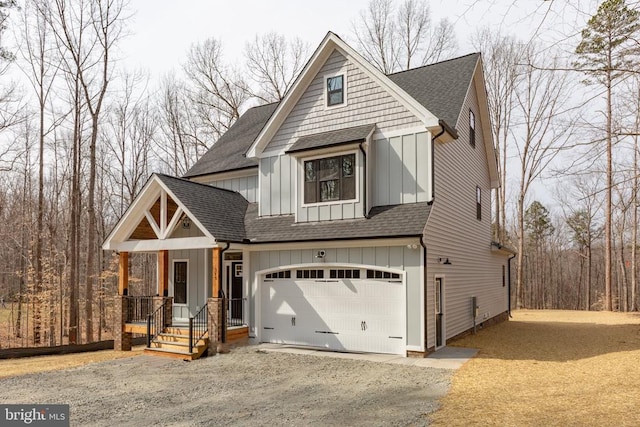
[0,346,451,426]
[2,310,639,426]
[430,309,640,427]
[0,346,145,378]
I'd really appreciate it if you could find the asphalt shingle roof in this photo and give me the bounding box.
[183,103,278,178]
[182,54,479,178]
[286,124,375,154]
[244,202,431,243]
[156,174,248,242]
[156,173,430,243]
[388,53,480,128]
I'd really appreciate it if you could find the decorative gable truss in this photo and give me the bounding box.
[103,174,217,252]
[129,190,184,240]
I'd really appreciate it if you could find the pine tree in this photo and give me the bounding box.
[575,0,640,311]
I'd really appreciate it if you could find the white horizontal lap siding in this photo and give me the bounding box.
[424,84,507,349]
[249,244,423,349]
[207,175,258,203]
[373,131,432,207]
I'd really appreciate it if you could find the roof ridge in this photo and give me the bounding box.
[155,173,241,195]
[386,52,480,77]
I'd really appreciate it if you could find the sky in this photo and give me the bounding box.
[119,0,598,78]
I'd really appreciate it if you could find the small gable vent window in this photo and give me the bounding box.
[469,109,476,148]
[304,153,356,204]
[326,75,344,106]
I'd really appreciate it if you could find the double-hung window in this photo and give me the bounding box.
[469,109,476,148]
[304,153,356,204]
[326,75,344,107]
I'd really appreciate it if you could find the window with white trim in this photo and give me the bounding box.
[476,186,482,221]
[469,109,476,148]
[326,75,344,106]
[304,153,356,204]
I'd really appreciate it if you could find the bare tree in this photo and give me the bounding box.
[513,46,574,309]
[352,0,457,73]
[50,0,128,342]
[102,69,155,216]
[183,38,250,141]
[472,28,522,242]
[245,32,309,103]
[19,0,64,345]
[155,74,205,176]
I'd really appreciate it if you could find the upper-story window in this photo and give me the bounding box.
[326,75,344,107]
[476,185,482,220]
[304,153,355,204]
[469,109,476,148]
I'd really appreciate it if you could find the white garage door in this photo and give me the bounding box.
[261,267,405,355]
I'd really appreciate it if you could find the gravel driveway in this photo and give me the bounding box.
[0,346,452,426]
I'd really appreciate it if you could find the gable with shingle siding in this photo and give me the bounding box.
[264,49,423,154]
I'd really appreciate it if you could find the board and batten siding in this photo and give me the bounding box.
[372,131,432,206]
[248,245,423,349]
[201,175,258,203]
[168,248,211,321]
[259,155,296,216]
[423,78,508,349]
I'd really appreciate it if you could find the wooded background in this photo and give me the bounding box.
[1,0,639,349]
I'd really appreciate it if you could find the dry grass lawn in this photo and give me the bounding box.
[430,309,640,427]
[0,346,144,379]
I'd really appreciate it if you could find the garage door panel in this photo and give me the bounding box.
[261,272,405,355]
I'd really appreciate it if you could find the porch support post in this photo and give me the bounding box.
[158,249,169,297]
[118,252,128,296]
[115,252,132,351]
[114,295,131,351]
[208,247,224,355]
[207,297,223,355]
[212,247,221,297]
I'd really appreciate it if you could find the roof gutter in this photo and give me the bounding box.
[419,234,428,352]
[359,141,368,218]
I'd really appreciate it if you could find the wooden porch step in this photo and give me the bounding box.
[144,347,202,361]
[150,339,206,351]
[155,332,208,343]
[145,337,209,361]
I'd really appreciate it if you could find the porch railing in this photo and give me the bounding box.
[189,304,208,354]
[124,296,154,323]
[146,299,170,348]
[227,298,245,327]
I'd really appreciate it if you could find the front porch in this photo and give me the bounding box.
[103,175,251,360]
[115,294,249,360]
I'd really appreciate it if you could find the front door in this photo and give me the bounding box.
[171,259,189,323]
[225,261,244,325]
[435,277,445,348]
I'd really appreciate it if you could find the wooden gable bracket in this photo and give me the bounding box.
[140,190,184,240]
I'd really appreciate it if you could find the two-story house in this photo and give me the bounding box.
[104,32,514,359]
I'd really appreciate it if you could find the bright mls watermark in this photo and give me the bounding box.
[1,405,69,426]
